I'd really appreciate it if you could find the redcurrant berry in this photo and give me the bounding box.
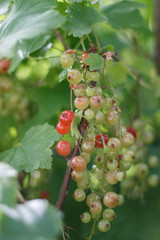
[56,140,71,156]
[0,59,11,74]
[70,156,87,172]
[103,192,119,208]
[95,133,109,148]
[56,121,70,135]
[59,110,75,126]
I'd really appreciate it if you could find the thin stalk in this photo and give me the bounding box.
[27,55,60,61]
[70,89,73,112]
[92,27,101,54]
[86,34,93,46]
[81,38,87,51]
[86,220,97,240]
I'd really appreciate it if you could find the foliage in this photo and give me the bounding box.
[0,0,159,240]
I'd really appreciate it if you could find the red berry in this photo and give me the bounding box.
[56,121,70,135]
[59,110,75,126]
[56,140,71,156]
[0,59,11,74]
[40,190,50,199]
[126,126,137,139]
[95,134,109,148]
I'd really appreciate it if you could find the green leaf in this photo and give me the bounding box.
[0,0,65,70]
[59,68,69,83]
[101,1,145,30]
[0,123,61,172]
[71,118,82,139]
[63,2,107,37]
[84,53,103,71]
[0,199,62,240]
[0,162,18,207]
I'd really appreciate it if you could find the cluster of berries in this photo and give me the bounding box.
[55,50,159,233]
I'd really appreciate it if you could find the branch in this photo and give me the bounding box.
[53,30,69,50]
[56,118,88,211]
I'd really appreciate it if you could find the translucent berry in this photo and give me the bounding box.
[143,130,155,144]
[107,137,121,152]
[56,140,71,156]
[123,150,135,163]
[77,176,89,190]
[90,95,103,109]
[90,201,102,214]
[74,96,89,110]
[0,59,11,74]
[118,194,124,206]
[104,97,113,109]
[106,159,118,171]
[121,132,135,147]
[119,160,131,171]
[86,193,100,207]
[148,174,159,187]
[148,156,159,168]
[95,133,109,148]
[103,209,116,221]
[105,110,119,126]
[74,87,86,97]
[84,108,95,120]
[95,154,105,168]
[74,188,86,202]
[132,118,144,131]
[60,54,74,68]
[94,111,105,124]
[116,171,125,181]
[105,170,118,185]
[103,192,119,208]
[86,71,100,82]
[81,152,91,163]
[71,170,84,182]
[59,110,75,126]
[136,163,148,178]
[67,69,82,84]
[85,86,95,96]
[80,212,91,223]
[81,139,95,153]
[56,121,70,135]
[94,87,103,96]
[98,219,110,232]
[70,156,87,172]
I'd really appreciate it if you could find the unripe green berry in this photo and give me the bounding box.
[84,108,95,120]
[74,188,86,202]
[118,194,124,205]
[86,193,100,207]
[86,71,100,82]
[98,219,110,232]
[107,159,118,171]
[103,209,116,221]
[105,110,119,126]
[60,54,74,68]
[148,174,159,187]
[94,111,105,124]
[121,132,135,148]
[85,86,95,96]
[148,156,159,168]
[136,163,148,178]
[107,138,122,152]
[67,69,82,84]
[80,212,91,223]
[123,150,135,163]
[106,170,118,185]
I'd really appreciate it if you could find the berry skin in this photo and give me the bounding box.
[126,126,137,139]
[148,156,159,168]
[56,140,71,156]
[80,212,91,223]
[74,87,86,97]
[116,171,125,181]
[81,139,95,153]
[67,69,82,84]
[95,154,105,168]
[118,194,124,206]
[123,150,135,163]
[121,132,135,147]
[98,219,110,232]
[81,152,91,163]
[84,108,95,120]
[103,192,119,208]
[104,97,113,109]
[59,110,75,126]
[86,71,100,82]
[85,86,95,96]
[40,190,50,199]
[107,159,118,171]
[74,188,86,202]
[90,201,102,214]
[105,170,118,185]
[0,59,11,74]
[71,170,84,182]
[56,121,70,135]
[86,193,100,207]
[105,110,119,126]
[94,111,105,124]
[107,137,121,152]
[103,209,116,221]
[60,54,74,68]
[74,96,89,110]
[70,156,87,172]
[95,133,109,148]
[90,95,103,110]
[136,163,148,178]
[148,174,159,187]
[77,176,89,190]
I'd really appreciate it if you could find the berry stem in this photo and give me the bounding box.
[56,118,88,210]
[70,88,73,112]
[92,27,101,54]
[86,220,96,240]
[53,29,69,50]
